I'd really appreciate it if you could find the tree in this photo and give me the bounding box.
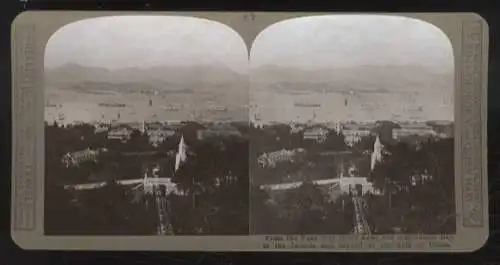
[44,183,82,235]
[273,124,293,149]
[374,121,401,144]
[157,133,181,152]
[125,130,152,152]
[290,130,305,149]
[352,155,371,178]
[250,185,281,234]
[366,138,455,234]
[353,134,376,152]
[168,194,200,234]
[168,131,250,235]
[276,181,353,234]
[323,130,347,151]
[44,182,158,235]
[179,122,205,145]
[410,138,455,233]
[251,180,356,235]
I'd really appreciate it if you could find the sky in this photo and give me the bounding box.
[250,15,454,74]
[46,15,454,73]
[44,15,249,73]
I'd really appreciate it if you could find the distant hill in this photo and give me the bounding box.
[47,63,452,96]
[45,63,247,92]
[251,64,453,95]
[54,81,201,96]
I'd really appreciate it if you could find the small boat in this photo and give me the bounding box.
[208,105,227,112]
[162,104,182,111]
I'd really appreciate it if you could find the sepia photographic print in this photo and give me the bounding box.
[11,12,488,251]
[43,16,250,236]
[249,16,456,236]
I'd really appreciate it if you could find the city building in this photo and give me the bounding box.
[93,123,110,134]
[146,122,165,131]
[342,129,372,146]
[303,127,329,143]
[62,148,105,168]
[107,126,133,142]
[289,123,306,134]
[258,148,306,168]
[215,174,239,187]
[335,123,376,146]
[392,124,437,140]
[410,172,433,186]
[338,177,378,195]
[125,121,146,133]
[148,129,176,147]
[427,121,454,138]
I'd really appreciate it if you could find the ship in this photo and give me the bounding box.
[391,114,402,120]
[208,105,227,112]
[162,104,183,111]
[98,103,126,108]
[408,116,422,121]
[405,105,423,112]
[294,102,321,108]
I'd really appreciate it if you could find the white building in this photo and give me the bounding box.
[303,127,329,143]
[107,127,133,142]
[148,129,176,147]
[392,127,437,140]
[258,148,306,168]
[342,129,372,146]
[62,148,105,168]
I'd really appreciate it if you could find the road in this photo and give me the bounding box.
[64,178,178,191]
[352,192,371,235]
[154,184,173,235]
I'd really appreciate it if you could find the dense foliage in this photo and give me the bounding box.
[366,138,455,234]
[45,121,455,235]
[44,122,249,235]
[251,182,354,234]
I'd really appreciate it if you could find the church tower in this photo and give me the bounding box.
[371,134,383,170]
[140,120,146,134]
[175,135,187,172]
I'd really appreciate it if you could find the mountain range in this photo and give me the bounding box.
[45,63,247,90]
[251,64,454,95]
[45,63,453,97]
